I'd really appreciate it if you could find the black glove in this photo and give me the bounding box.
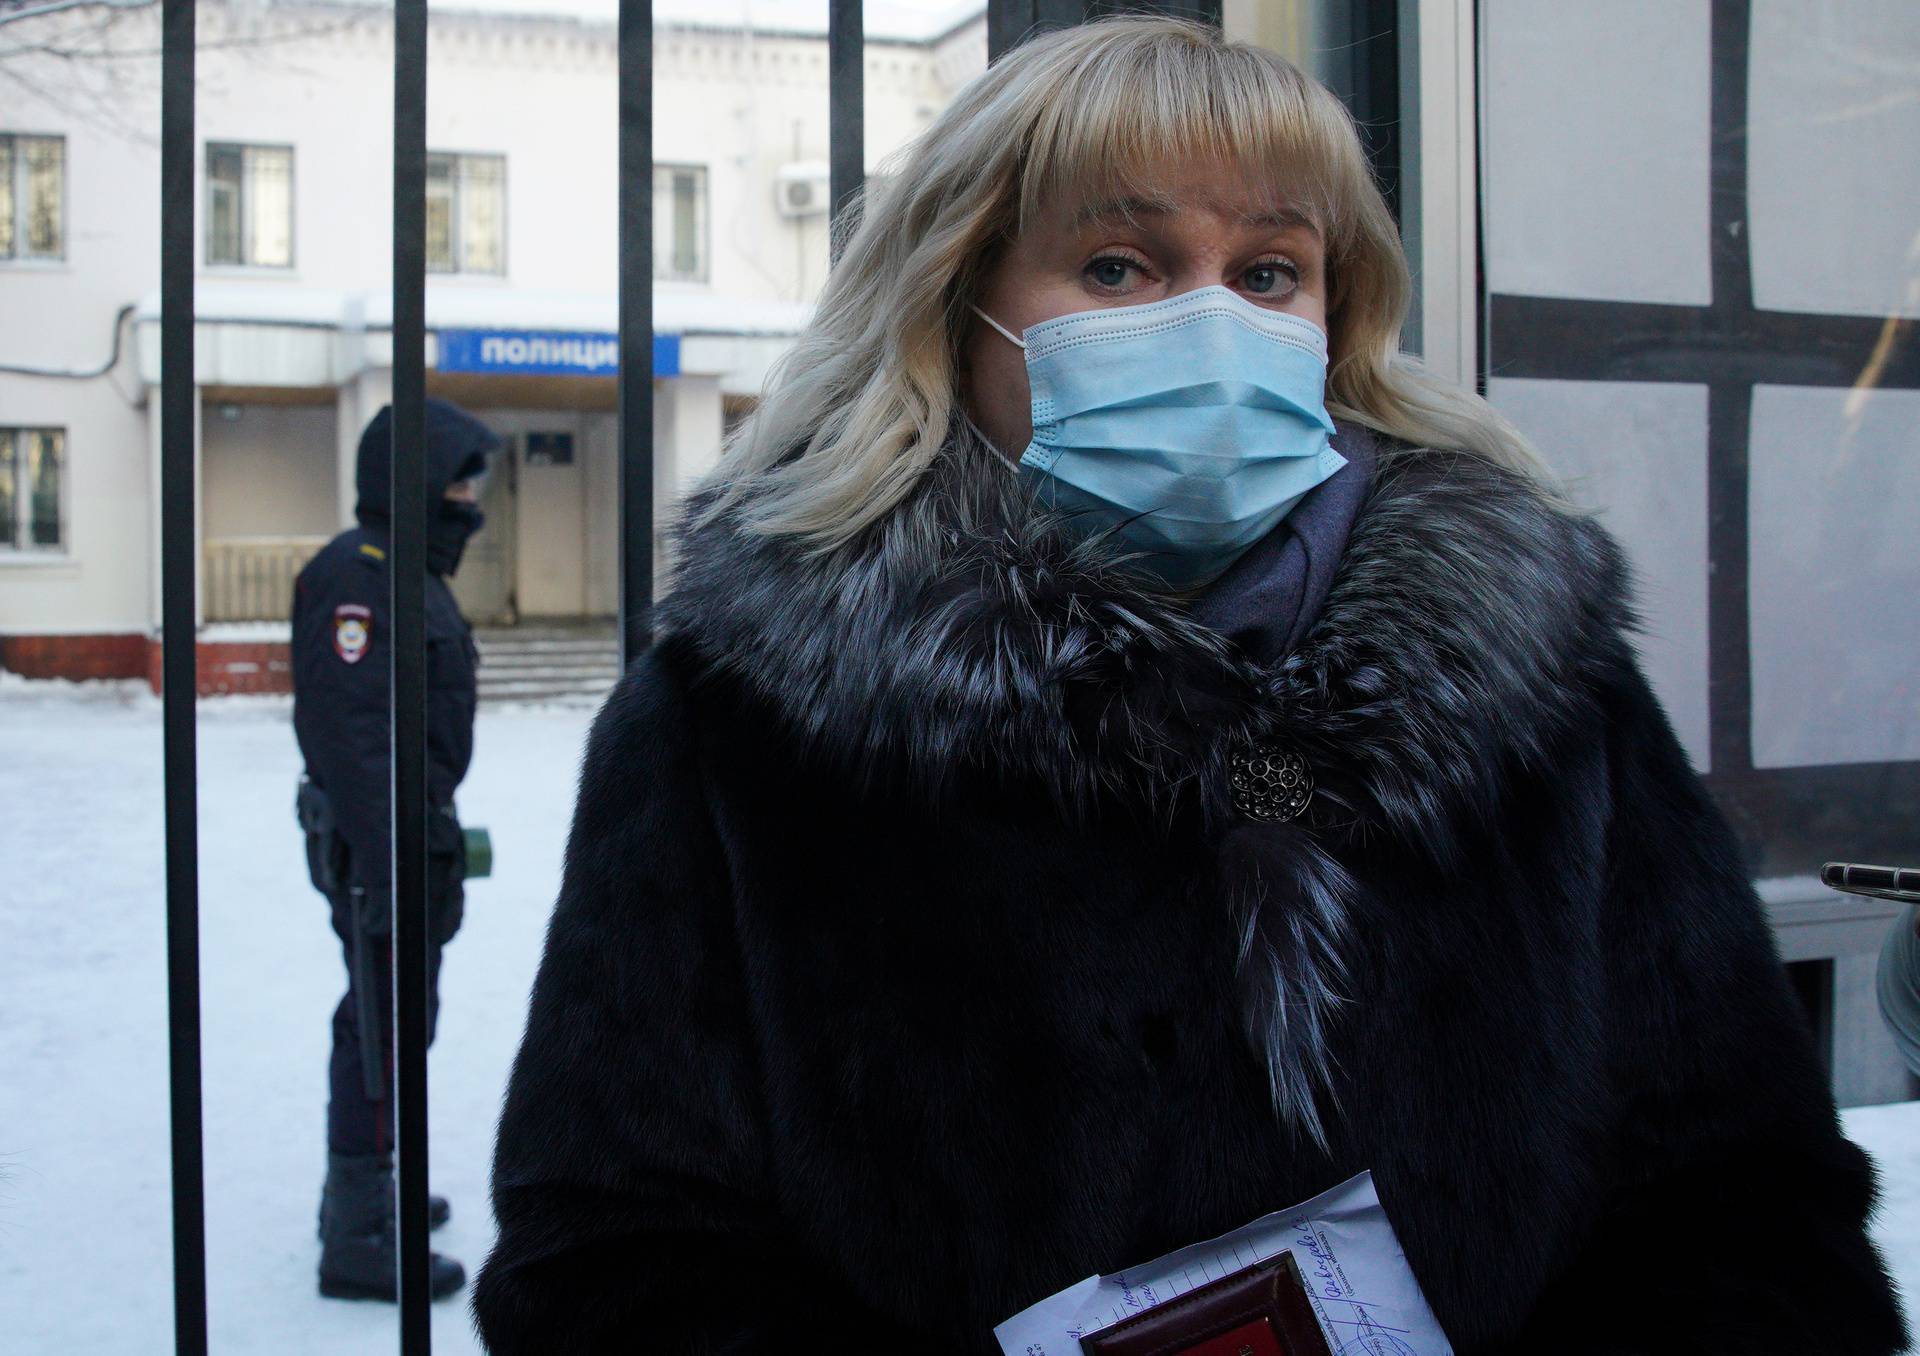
[428,805,466,945]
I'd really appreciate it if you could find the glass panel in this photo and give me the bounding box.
[25,428,62,549]
[23,135,63,258]
[0,138,15,259]
[245,145,293,268]
[1481,0,1711,304]
[206,143,244,265]
[426,152,455,272]
[1749,385,1920,767]
[1749,0,1920,318]
[460,154,504,274]
[0,429,16,549]
[1489,379,1713,769]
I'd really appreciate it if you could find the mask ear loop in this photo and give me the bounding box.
[970,304,1027,350]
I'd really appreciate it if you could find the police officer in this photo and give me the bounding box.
[292,397,500,1301]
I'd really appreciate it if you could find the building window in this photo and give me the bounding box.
[0,428,66,553]
[0,133,65,262]
[654,164,708,283]
[427,151,506,275]
[205,142,294,268]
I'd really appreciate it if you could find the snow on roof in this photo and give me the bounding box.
[134,284,814,337]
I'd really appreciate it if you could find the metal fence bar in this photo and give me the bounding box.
[618,0,654,665]
[1318,0,1402,225]
[390,0,433,1342]
[160,0,207,1350]
[987,0,1096,61]
[828,0,864,256]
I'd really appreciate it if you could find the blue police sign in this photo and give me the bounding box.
[436,328,681,378]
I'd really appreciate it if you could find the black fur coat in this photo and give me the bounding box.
[474,424,1907,1355]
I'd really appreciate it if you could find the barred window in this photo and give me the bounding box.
[653,163,708,283]
[206,142,294,268]
[0,428,66,553]
[0,133,66,261]
[427,151,506,275]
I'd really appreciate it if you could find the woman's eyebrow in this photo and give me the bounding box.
[1070,196,1321,238]
[1239,205,1321,236]
[1071,194,1181,228]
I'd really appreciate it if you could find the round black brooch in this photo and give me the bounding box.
[1228,739,1314,822]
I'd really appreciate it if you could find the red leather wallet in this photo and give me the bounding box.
[1077,1251,1333,1356]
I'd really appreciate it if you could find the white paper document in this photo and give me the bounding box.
[994,1170,1452,1356]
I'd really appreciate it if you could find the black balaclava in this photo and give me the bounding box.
[428,500,485,577]
[353,397,502,577]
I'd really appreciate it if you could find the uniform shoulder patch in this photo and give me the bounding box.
[333,604,373,664]
[358,542,387,561]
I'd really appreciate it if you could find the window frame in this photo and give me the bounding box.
[1477,2,1920,878]
[652,161,710,285]
[0,131,69,265]
[203,140,297,271]
[0,426,70,560]
[425,148,508,277]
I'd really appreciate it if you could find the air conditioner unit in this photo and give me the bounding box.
[775,160,831,218]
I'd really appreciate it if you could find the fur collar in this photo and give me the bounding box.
[658,419,1634,863]
[656,418,1636,1142]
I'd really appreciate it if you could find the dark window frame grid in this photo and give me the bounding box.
[1481,0,1920,879]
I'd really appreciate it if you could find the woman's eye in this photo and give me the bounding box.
[1244,261,1299,297]
[1085,256,1141,290]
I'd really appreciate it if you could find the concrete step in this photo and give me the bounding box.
[478,671,619,691]
[471,623,621,703]
[474,637,614,653]
[479,639,618,654]
[474,625,618,642]
[479,679,616,703]
[478,650,621,670]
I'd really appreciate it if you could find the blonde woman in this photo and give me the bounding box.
[474,18,1905,1354]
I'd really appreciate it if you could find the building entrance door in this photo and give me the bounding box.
[451,436,518,624]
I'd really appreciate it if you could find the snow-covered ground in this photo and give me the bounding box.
[2,676,1917,1351]
[1,677,592,1352]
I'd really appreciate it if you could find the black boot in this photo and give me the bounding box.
[318,1151,465,1301]
[319,1178,449,1238]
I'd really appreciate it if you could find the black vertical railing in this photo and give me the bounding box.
[618,0,654,665]
[1316,0,1402,226]
[154,5,1254,1352]
[828,0,864,255]
[987,2,1223,61]
[160,0,205,1351]
[1702,0,1755,784]
[989,0,1079,59]
[390,0,433,1343]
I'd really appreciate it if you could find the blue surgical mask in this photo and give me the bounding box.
[974,285,1346,590]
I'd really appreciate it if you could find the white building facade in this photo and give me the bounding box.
[0,0,987,681]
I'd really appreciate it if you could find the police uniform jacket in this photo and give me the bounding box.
[291,401,497,897]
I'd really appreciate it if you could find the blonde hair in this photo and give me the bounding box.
[699,15,1556,549]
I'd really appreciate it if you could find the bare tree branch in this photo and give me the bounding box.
[0,0,382,142]
[0,0,151,30]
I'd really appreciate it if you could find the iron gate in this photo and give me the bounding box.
[151,2,1412,1350]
